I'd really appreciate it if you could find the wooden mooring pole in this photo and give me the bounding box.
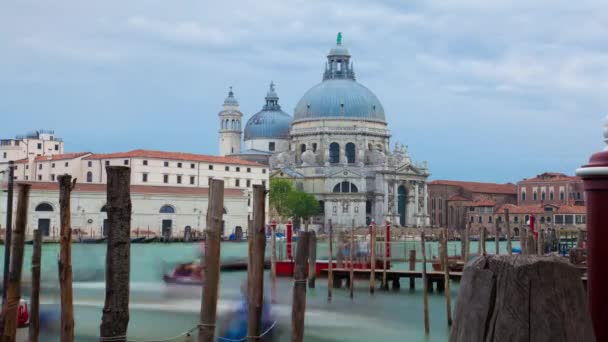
[327,219,333,302]
[421,231,430,335]
[58,175,75,342]
[464,223,470,262]
[349,219,355,300]
[494,221,500,255]
[369,221,376,294]
[1,184,30,342]
[291,231,310,342]
[442,228,452,326]
[247,185,266,342]
[199,179,224,342]
[480,227,487,256]
[100,166,131,342]
[505,209,512,256]
[409,249,416,290]
[28,229,42,342]
[308,228,316,289]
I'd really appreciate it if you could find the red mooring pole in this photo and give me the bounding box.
[386,221,391,259]
[286,220,293,260]
[576,119,608,341]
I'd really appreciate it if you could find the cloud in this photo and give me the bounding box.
[18,35,122,63]
[126,16,233,46]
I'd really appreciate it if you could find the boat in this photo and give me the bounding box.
[142,236,158,243]
[79,237,106,244]
[163,262,204,286]
[130,236,146,243]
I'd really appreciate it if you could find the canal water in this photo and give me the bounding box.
[1,240,518,341]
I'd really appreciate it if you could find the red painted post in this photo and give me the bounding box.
[576,123,608,341]
[286,220,293,260]
[530,215,537,239]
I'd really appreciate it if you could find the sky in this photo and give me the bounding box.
[1,0,607,183]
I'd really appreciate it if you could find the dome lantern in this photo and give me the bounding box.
[323,32,355,81]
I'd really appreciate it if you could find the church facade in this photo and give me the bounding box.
[221,35,430,228]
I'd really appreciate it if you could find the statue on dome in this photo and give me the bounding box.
[337,32,343,45]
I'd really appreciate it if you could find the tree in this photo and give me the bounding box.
[285,189,321,222]
[269,178,294,221]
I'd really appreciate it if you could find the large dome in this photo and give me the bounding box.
[294,79,385,122]
[244,82,292,140]
[293,36,385,122]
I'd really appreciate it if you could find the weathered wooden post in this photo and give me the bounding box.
[1,184,30,341]
[442,228,453,326]
[270,220,277,305]
[29,229,42,342]
[521,227,528,255]
[369,220,376,294]
[199,179,224,342]
[527,231,537,255]
[464,223,470,261]
[382,221,389,290]
[480,227,486,256]
[100,166,131,342]
[349,219,355,300]
[327,219,333,302]
[576,228,585,249]
[409,249,416,290]
[58,174,75,342]
[538,229,545,255]
[247,185,267,342]
[308,229,317,289]
[450,255,594,342]
[504,209,512,256]
[494,221,500,255]
[421,231,430,335]
[291,231,310,342]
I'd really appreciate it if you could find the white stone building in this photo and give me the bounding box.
[227,35,431,228]
[1,147,269,239]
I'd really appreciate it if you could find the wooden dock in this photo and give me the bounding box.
[321,267,588,292]
[320,268,464,292]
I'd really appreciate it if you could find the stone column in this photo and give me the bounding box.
[341,144,347,166]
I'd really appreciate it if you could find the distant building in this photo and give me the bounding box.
[494,203,586,236]
[428,180,517,230]
[0,135,269,239]
[517,172,584,206]
[0,129,64,166]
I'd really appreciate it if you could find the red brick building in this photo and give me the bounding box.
[428,180,517,230]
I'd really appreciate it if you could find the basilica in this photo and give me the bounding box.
[219,34,430,228]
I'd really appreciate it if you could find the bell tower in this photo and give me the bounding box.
[218,86,243,156]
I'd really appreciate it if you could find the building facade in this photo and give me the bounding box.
[226,35,431,228]
[517,172,584,206]
[428,180,517,230]
[0,148,269,239]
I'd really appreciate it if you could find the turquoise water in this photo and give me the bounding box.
[1,240,519,341]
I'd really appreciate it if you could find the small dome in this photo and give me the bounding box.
[223,86,238,106]
[244,82,292,140]
[294,79,385,122]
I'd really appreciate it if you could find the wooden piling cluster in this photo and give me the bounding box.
[58,175,75,342]
[247,185,266,342]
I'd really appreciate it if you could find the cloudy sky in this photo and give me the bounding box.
[1,0,606,182]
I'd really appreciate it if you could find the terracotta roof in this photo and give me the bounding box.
[448,195,470,201]
[9,182,245,197]
[35,152,91,162]
[14,158,29,164]
[471,199,496,207]
[429,180,517,195]
[83,149,263,167]
[495,203,586,215]
[519,172,580,184]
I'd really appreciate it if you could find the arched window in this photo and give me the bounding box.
[525,215,530,224]
[35,203,53,212]
[533,192,538,201]
[522,192,526,201]
[550,192,554,200]
[329,143,340,163]
[560,191,565,201]
[86,171,93,183]
[159,205,175,214]
[345,143,356,164]
[332,181,358,193]
[300,144,306,153]
[541,192,546,201]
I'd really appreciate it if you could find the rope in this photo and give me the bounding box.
[98,320,278,342]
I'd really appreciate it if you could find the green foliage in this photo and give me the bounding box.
[269,178,320,221]
[269,178,294,219]
[285,189,321,221]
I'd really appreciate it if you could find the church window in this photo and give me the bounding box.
[159,205,175,214]
[86,172,93,183]
[300,144,306,153]
[333,181,358,193]
[345,143,356,164]
[329,143,340,163]
[269,142,275,151]
[312,143,317,152]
